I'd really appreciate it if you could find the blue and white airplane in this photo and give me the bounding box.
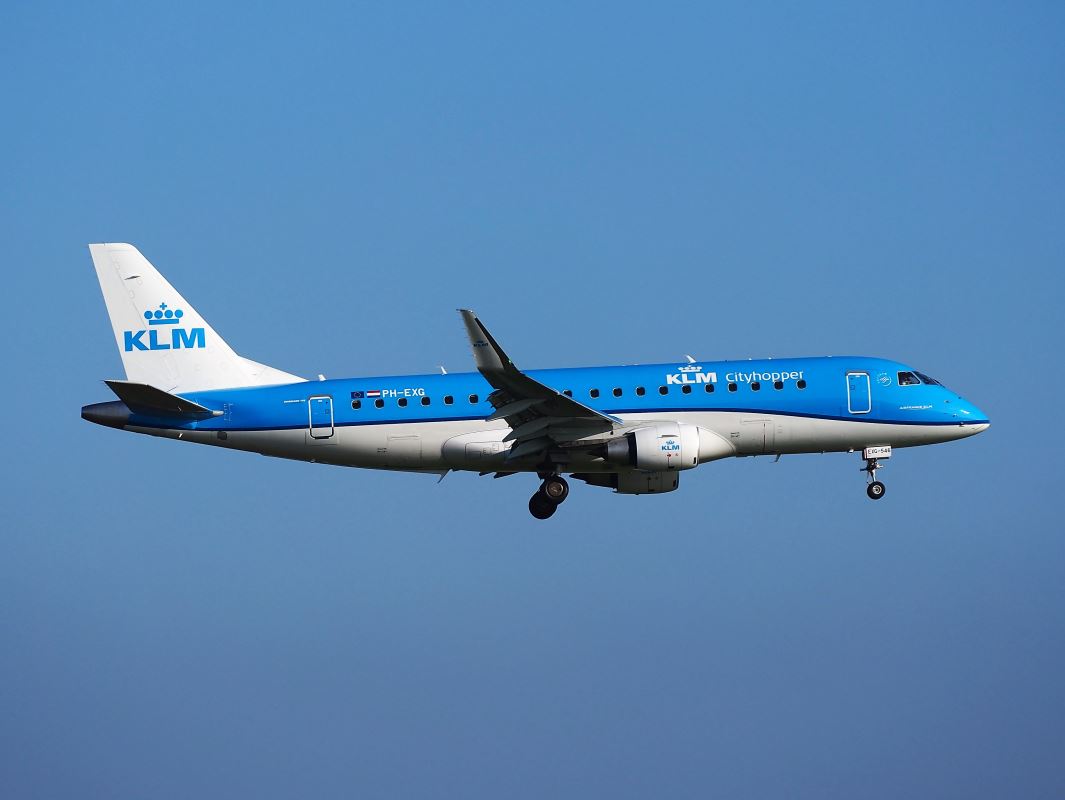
[82,243,990,519]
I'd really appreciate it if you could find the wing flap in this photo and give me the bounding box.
[486,398,544,421]
[506,436,554,461]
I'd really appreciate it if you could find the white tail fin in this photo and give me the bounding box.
[89,243,304,392]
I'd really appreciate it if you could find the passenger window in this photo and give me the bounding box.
[751,382,760,391]
[898,371,920,386]
[563,389,573,397]
[444,395,453,405]
[728,383,737,392]
[659,386,668,395]
[773,380,783,390]
[682,385,692,394]
[351,399,361,410]
[468,394,479,404]
[374,398,384,408]
[636,386,646,396]
[612,387,622,397]
[421,396,430,406]
[705,384,715,393]
[398,398,408,408]
[797,380,807,390]
[589,388,600,399]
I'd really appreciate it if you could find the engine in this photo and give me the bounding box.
[575,470,682,494]
[604,423,732,471]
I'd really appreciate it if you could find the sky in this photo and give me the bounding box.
[2,1,1064,797]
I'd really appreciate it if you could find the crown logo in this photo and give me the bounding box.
[143,302,184,326]
[678,364,702,373]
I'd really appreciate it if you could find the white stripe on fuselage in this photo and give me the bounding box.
[125,412,986,474]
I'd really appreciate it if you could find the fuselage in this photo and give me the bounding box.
[83,355,990,474]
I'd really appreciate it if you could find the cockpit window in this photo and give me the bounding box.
[898,371,921,386]
[915,371,941,386]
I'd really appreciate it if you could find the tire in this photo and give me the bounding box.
[867,481,886,500]
[529,493,557,519]
[541,476,569,505]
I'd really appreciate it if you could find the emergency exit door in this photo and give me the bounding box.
[846,372,871,414]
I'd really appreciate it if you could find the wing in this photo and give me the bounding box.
[459,309,620,461]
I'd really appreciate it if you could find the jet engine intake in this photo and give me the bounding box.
[604,422,733,472]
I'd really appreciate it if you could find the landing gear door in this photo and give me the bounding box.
[846,372,871,414]
[308,396,334,439]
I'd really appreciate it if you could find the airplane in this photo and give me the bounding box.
[82,243,990,519]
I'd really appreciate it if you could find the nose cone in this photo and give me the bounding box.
[954,400,990,436]
[81,401,130,429]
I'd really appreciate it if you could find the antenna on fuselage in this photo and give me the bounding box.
[439,365,448,374]
[684,354,696,363]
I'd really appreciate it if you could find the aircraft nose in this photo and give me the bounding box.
[958,402,990,435]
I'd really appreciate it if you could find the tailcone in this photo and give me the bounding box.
[81,400,130,429]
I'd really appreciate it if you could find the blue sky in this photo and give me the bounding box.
[2,2,1064,797]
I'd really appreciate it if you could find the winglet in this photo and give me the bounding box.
[458,309,513,373]
[457,309,622,426]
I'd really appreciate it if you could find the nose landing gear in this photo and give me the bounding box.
[860,445,891,500]
[529,475,569,519]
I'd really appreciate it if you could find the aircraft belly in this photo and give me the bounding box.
[126,421,477,471]
[124,411,965,475]
[621,412,964,456]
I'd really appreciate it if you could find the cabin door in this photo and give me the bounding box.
[308,396,335,438]
[846,372,871,415]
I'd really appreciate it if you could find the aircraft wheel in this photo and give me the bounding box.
[529,493,557,520]
[867,481,886,500]
[541,476,569,505]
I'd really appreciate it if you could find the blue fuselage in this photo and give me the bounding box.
[165,356,987,435]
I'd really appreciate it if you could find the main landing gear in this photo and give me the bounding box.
[860,446,891,500]
[529,475,569,520]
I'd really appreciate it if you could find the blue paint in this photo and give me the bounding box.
[123,326,206,352]
[130,356,988,433]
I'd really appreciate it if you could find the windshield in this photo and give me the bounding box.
[898,371,920,386]
[914,371,941,386]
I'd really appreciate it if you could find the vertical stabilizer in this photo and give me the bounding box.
[89,243,304,392]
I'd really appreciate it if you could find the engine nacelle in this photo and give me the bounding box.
[616,470,680,494]
[574,471,681,494]
[605,423,733,471]
[631,423,700,471]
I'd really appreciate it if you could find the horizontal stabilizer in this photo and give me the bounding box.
[105,380,219,418]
